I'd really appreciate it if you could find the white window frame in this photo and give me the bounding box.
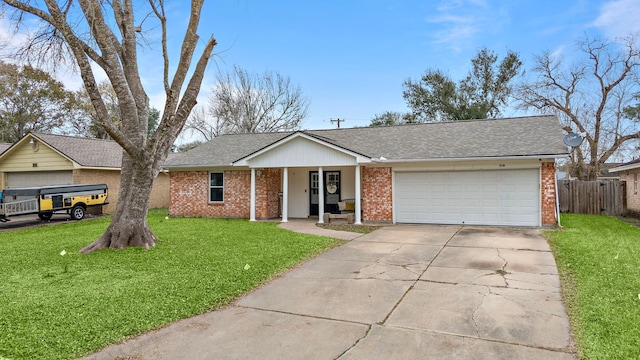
[209,172,224,202]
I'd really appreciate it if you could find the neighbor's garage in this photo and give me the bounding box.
[6,170,73,188]
[394,168,540,226]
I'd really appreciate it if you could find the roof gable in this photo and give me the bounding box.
[31,133,123,168]
[233,132,370,167]
[0,133,123,169]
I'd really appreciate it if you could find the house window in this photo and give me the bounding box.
[209,172,224,202]
[634,173,638,193]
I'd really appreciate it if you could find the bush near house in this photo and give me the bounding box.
[0,210,343,360]
[544,214,640,359]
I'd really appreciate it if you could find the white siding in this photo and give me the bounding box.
[247,137,357,168]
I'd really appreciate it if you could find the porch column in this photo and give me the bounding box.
[355,164,362,224]
[250,168,256,221]
[317,166,324,223]
[282,167,289,222]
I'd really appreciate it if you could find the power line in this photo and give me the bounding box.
[330,118,346,128]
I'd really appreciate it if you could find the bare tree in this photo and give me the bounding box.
[1,1,216,252]
[185,65,309,140]
[517,35,640,180]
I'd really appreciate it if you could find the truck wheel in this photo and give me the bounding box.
[38,212,53,221]
[70,205,85,220]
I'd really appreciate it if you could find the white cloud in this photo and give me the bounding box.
[427,0,507,52]
[593,0,640,38]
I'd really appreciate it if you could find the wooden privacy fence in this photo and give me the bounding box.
[557,180,626,216]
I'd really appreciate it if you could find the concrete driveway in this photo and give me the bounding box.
[86,224,576,360]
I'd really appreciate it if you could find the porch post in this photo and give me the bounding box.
[355,164,362,224]
[282,167,289,222]
[250,168,256,221]
[318,166,324,223]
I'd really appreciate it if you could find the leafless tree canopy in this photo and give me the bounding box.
[517,35,640,180]
[185,65,309,141]
[1,0,216,252]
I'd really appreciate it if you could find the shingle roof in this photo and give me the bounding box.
[609,157,640,172]
[0,143,11,155]
[166,115,568,168]
[32,133,123,168]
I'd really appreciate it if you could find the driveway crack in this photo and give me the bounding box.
[495,249,510,287]
[471,287,489,338]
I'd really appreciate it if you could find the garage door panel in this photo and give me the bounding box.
[7,171,73,188]
[395,169,539,226]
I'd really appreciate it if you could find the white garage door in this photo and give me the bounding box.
[7,171,73,188]
[395,169,540,226]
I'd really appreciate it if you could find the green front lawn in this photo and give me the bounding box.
[0,210,343,360]
[544,214,640,359]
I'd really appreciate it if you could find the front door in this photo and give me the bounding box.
[309,171,341,215]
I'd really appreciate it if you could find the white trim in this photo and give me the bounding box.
[609,162,640,173]
[208,171,224,203]
[538,166,543,227]
[233,132,371,166]
[250,168,256,221]
[391,170,396,224]
[373,154,567,164]
[318,167,324,223]
[282,167,289,222]
[354,165,362,224]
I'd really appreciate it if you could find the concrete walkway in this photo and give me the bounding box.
[86,223,576,360]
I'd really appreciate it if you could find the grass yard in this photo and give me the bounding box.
[544,214,640,359]
[0,209,344,360]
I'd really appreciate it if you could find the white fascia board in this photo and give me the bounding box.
[164,165,241,172]
[608,163,640,173]
[233,132,371,166]
[372,154,567,164]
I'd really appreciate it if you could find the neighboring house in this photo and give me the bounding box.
[609,159,640,212]
[558,162,622,180]
[165,115,568,227]
[0,132,169,213]
[0,143,11,156]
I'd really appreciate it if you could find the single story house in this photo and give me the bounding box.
[165,115,568,227]
[0,132,169,213]
[609,158,640,212]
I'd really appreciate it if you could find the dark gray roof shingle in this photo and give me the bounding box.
[0,143,11,155]
[166,115,568,168]
[32,133,123,168]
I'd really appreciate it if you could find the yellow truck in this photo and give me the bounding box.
[0,184,108,221]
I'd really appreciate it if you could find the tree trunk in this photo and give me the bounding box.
[79,153,157,254]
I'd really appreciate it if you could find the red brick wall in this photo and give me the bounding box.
[541,162,557,225]
[169,169,281,219]
[255,168,282,219]
[362,167,393,222]
[169,170,250,218]
[620,171,640,212]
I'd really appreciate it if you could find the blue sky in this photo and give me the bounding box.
[3,0,640,142]
[168,0,639,137]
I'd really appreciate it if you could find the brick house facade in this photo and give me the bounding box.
[170,169,281,219]
[74,169,169,213]
[620,171,640,212]
[166,116,567,227]
[361,167,393,222]
[540,162,557,225]
[169,162,559,225]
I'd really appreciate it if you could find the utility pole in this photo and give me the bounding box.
[330,118,345,128]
